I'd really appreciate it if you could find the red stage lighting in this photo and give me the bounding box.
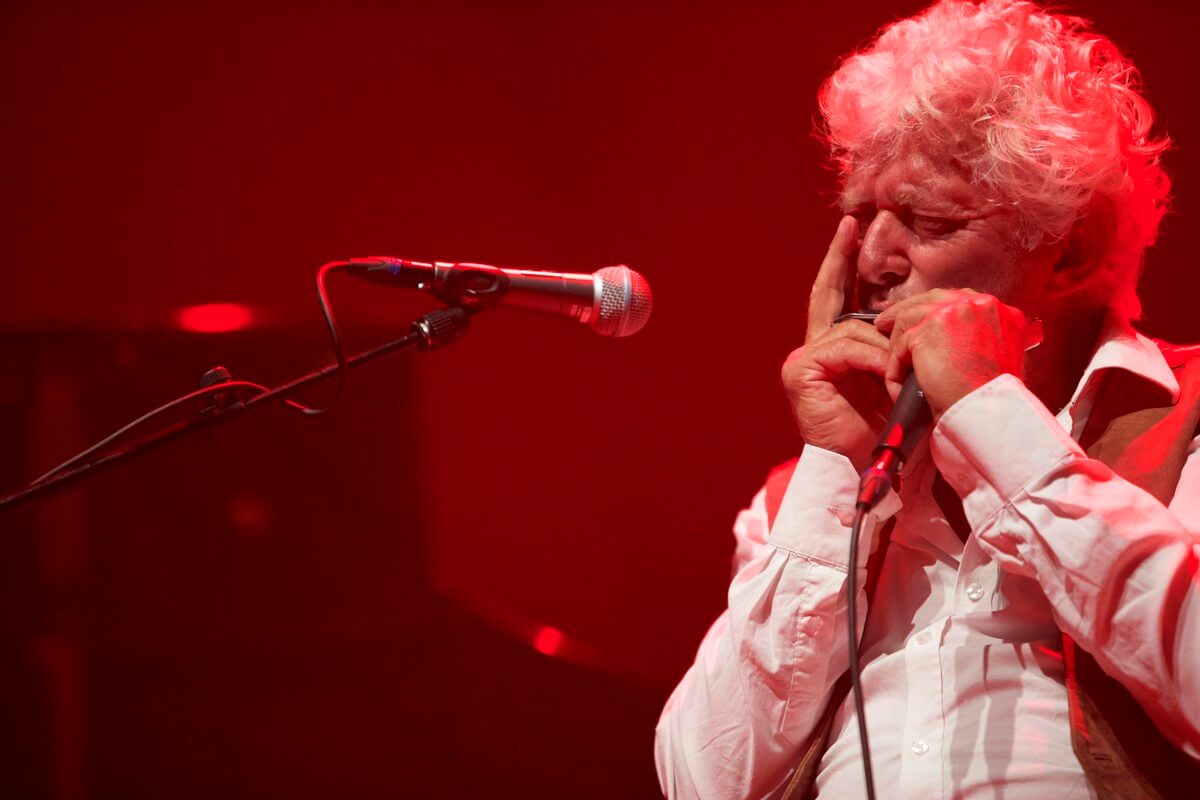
[174,303,255,333]
[532,625,565,657]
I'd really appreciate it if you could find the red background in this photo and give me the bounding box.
[2,1,1196,797]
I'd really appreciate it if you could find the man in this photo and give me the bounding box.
[655,1,1200,798]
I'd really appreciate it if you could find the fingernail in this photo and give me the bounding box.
[839,216,856,251]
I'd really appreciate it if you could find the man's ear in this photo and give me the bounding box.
[1050,199,1117,298]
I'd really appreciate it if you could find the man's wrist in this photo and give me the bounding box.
[931,373,1083,524]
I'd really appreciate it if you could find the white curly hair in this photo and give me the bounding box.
[819,0,1170,319]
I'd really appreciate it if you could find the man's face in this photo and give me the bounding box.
[841,148,1059,315]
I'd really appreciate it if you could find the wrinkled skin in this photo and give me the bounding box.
[781,149,1078,471]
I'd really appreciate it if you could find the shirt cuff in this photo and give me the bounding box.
[767,445,901,570]
[931,373,1085,527]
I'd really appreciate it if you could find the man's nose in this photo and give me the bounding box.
[856,212,910,288]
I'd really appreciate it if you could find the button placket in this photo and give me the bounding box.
[895,618,948,797]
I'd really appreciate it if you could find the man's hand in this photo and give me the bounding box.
[782,216,891,472]
[874,289,1034,420]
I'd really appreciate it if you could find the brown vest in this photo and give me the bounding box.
[768,345,1200,799]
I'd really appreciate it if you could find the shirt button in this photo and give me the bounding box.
[915,631,931,645]
[911,739,930,756]
[965,581,985,602]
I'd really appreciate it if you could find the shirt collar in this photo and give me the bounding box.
[1067,312,1181,418]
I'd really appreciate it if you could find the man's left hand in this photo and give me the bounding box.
[874,289,1034,420]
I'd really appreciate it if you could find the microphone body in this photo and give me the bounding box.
[857,373,932,510]
[348,258,652,338]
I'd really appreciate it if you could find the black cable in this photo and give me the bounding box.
[847,503,877,800]
[29,260,355,484]
[293,260,351,415]
[28,380,273,486]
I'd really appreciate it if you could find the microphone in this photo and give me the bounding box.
[857,373,932,510]
[346,257,652,337]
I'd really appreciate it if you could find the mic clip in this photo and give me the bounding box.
[436,264,513,309]
[346,258,514,309]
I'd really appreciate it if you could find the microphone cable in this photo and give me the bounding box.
[27,261,356,486]
[301,260,351,415]
[847,503,877,800]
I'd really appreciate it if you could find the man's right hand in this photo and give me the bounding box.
[781,216,892,473]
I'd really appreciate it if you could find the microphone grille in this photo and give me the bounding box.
[593,266,653,337]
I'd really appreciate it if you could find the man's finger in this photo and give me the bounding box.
[874,290,946,335]
[803,337,890,381]
[884,332,913,389]
[806,216,858,342]
[808,318,892,351]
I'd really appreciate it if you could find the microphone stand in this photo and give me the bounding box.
[0,307,471,514]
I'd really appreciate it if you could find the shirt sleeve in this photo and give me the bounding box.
[654,447,900,799]
[931,373,1200,756]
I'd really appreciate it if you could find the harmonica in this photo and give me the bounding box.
[833,310,880,325]
[833,308,1043,350]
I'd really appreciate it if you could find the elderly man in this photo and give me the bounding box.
[655,1,1200,798]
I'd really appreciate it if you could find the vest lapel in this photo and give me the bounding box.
[1079,359,1200,504]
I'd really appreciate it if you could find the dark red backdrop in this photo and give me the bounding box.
[2,2,1196,798]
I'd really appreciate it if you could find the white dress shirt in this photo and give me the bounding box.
[655,319,1200,799]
